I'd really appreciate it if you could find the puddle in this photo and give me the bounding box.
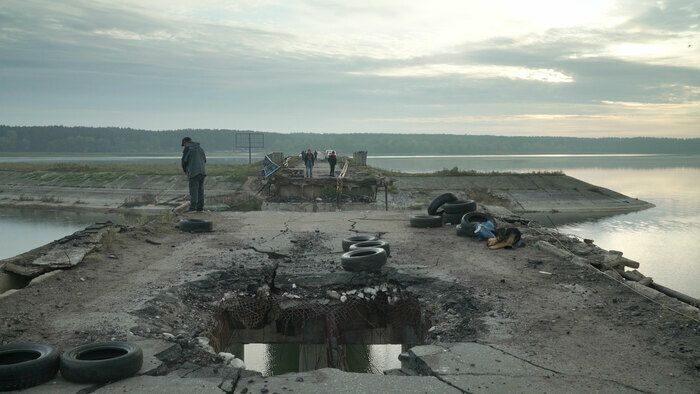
[210,288,428,375]
[232,343,405,375]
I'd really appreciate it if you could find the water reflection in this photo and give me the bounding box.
[368,154,700,173]
[232,343,402,376]
[0,208,131,260]
[558,168,700,298]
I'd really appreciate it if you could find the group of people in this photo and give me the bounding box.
[180,137,341,212]
[301,148,337,178]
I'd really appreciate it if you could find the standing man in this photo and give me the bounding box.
[327,150,337,177]
[303,148,315,178]
[181,137,207,212]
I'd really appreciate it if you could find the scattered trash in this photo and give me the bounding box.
[539,271,553,275]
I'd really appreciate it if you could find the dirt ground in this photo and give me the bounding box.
[1,211,698,392]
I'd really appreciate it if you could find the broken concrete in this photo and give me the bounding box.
[0,211,697,393]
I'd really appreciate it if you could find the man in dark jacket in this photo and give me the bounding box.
[181,137,207,212]
[327,150,337,176]
[303,148,315,178]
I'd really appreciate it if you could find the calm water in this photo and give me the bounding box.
[0,209,130,260]
[236,343,402,375]
[368,154,700,298]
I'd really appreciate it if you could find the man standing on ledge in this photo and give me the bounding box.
[181,137,207,212]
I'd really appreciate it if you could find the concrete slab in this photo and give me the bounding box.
[441,374,640,394]
[405,342,553,377]
[95,375,223,393]
[233,368,461,394]
[16,378,97,393]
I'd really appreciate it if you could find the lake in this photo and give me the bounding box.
[0,209,132,260]
[368,154,700,298]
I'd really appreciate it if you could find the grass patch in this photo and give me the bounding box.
[467,187,511,206]
[17,194,34,201]
[39,195,62,203]
[123,193,158,207]
[370,165,564,177]
[0,161,262,180]
[208,194,262,211]
[101,228,118,252]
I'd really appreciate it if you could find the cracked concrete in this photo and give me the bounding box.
[1,211,698,393]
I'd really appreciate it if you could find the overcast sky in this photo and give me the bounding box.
[0,0,698,136]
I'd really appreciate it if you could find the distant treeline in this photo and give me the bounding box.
[1,126,699,155]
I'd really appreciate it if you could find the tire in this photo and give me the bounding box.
[341,248,387,272]
[342,235,378,252]
[442,213,462,225]
[409,215,443,228]
[443,199,477,214]
[461,212,495,227]
[60,342,143,384]
[455,224,471,237]
[349,240,391,256]
[0,343,59,391]
[427,193,457,216]
[178,219,213,233]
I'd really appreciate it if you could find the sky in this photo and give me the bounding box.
[0,0,699,137]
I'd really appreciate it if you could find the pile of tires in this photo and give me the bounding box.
[441,199,477,225]
[340,235,388,272]
[0,341,142,391]
[409,193,479,228]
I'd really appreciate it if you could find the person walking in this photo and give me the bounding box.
[327,150,337,177]
[181,137,207,212]
[303,148,315,178]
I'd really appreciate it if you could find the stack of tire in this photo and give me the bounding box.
[0,341,143,391]
[439,198,477,226]
[340,235,389,272]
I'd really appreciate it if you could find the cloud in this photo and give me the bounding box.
[350,64,574,83]
[0,0,698,136]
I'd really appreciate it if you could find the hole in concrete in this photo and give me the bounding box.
[0,271,31,294]
[209,287,429,376]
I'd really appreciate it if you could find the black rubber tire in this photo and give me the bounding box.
[60,342,143,384]
[427,193,457,216]
[442,213,462,225]
[342,235,378,252]
[349,240,391,256]
[178,219,213,233]
[443,199,477,214]
[455,224,471,237]
[409,215,443,228]
[461,212,495,227]
[0,342,59,391]
[341,248,387,272]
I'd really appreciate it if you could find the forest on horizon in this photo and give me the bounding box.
[1,126,698,155]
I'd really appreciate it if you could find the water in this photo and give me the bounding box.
[368,154,700,298]
[237,343,402,375]
[0,208,129,260]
